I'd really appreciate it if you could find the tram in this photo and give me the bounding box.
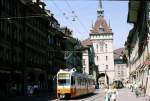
[57,68,95,99]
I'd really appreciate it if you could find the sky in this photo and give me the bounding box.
[44,0,132,49]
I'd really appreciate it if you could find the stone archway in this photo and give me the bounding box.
[97,73,109,88]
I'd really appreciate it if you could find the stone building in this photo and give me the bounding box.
[125,0,150,96]
[81,38,98,82]
[47,12,66,93]
[0,0,49,97]
[61,27,83,73]
[89,0,114,86]
[114,48,128,82]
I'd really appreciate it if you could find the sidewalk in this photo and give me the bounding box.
[0,92,57,101]
[117,88,150,101]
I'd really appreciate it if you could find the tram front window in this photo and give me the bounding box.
[58,73,70,86]
[58,79,70,86]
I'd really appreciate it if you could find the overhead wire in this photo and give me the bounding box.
[51,0,83,36]
[65,0,89,34]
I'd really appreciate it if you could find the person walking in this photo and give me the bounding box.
[27,84,33,96]
[104,86,111,101]
[110,85,118,101]
[134,83,139,97]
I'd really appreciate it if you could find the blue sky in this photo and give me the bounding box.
[45,0,132,49]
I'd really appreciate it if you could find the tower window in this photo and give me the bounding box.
[106,65,108,69]
[83,59,85,65]
[105,44,107,52]
[100,45,103,52]
[96,44,98,52]
[99,28,104,33]
[106,56,108,61]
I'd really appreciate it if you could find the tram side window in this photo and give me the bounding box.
[93,80,95,85]
[71,76,75,85]
[80,79,82,86]
[77,78,81,85]
[88,79,90,85]
[58,79,70,85]
[82,79,85,86]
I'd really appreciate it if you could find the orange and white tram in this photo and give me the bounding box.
[57,68,95,99]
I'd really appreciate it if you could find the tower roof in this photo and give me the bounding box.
[90,16,112,34]
[97,0,104,17]
[90,0,112,35]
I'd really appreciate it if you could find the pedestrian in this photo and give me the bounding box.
[33,83,39,95]
[104,86,111,101]
[110,85,118,101]
[134,83,139,97]
[27,84,33,96]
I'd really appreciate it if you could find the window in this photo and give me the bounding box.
[106,56,108,61]
[118,66,120,70]
[100,42,103,52]
[106,65,108,69]
[105,44,107,52]
[96,44,98,52]
[83,59,85,65]
[71,76,75,85]
[99,27,104,33]
[97,56,98,61]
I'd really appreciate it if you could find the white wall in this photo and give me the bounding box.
[91,34,115,84]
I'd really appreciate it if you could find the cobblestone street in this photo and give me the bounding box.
[52,88,150,101]
[117,88,149,101]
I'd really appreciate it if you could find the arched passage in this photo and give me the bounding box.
[97,73,109,88]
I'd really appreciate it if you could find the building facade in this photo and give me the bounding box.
[125,1,150,96]
[47,13,66,93]
[81,38,98,82]
[90,0,114,85]
[114,48,128,81]
[0,0,49,97]
[61,27,83,73]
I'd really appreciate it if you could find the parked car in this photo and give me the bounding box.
[113,80,124,89]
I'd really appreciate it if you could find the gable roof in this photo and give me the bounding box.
[81,38,92,48]
[114,48,125,59]
[90,16,112,34]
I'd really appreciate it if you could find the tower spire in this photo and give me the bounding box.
[99,0,102,9]
[92,20,94,28]
[109,19,112,32]
[97,0,104,17]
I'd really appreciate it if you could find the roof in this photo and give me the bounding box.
[81,38,92,48]
[90,16,112,34]
[114,48,125,59]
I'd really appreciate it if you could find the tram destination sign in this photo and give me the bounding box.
[58,73,70,79]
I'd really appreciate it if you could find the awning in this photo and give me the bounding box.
[143,61,150,65]
[136,64,145,71]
